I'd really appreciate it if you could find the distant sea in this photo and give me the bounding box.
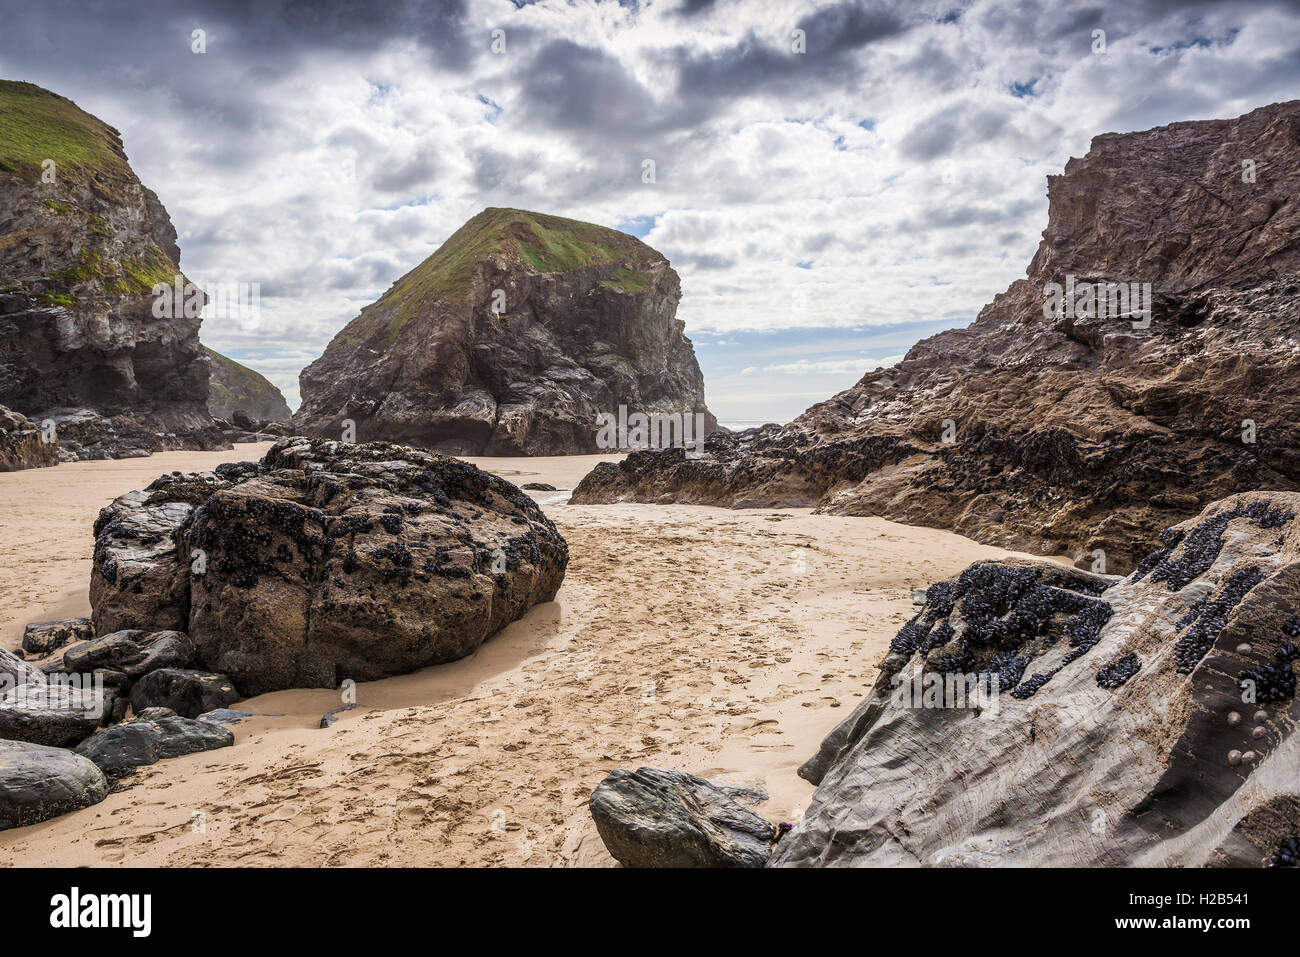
[717,418,784,430]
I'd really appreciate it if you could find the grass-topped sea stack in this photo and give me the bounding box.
[0,81,220,449]
[203,345,291,423]
[294,207,716,455]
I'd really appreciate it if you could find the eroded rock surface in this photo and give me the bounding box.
[60,629,194,679]
[295,208,715,455]
[774,492,1300,867]
[91,437,569,695]
[0,680,104,747]
[589,767,775,867]
[573,101,1300,574]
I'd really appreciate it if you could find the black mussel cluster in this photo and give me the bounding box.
[1172,566,1266,673]
[987,649,1032,689]
[1138,502,1293,592]
[1131,527,1186,584]
[1010,668,1060,699]
[1238,642,1300,704]
[918,620,955,657]
[1268,836,1299,867]
[1096,652,1141,689]
[1062,600,1115,664]
[888,561,1114,700]
[1283,617,1300,639]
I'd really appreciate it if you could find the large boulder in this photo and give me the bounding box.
[128,668,239,718]
[74,707,233,775]
[0,738,108,830]
[589,767,775,868]
[0,646,45,689]
[294,207,716,455]
[572,100,1300,575]
[91,438,569,695]
[773,491,1300,867]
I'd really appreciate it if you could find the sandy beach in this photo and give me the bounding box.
[0,445,1060,866]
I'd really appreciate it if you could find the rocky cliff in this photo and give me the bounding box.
[0,80,224,459]
[204,346,291,422]
[295,208,716,455]
[573,100,1300,574]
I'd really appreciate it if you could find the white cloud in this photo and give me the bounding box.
[3,0,1297,415]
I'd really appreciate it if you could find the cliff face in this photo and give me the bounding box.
[573,100,1300,573]
[0,81,220,452]
[295,208,716,455]
[204,346,291,422]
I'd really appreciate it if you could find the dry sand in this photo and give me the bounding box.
[0,445,1060,866]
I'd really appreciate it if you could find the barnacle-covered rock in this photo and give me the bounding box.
[775,491,1300,867]
[90,437,568,695]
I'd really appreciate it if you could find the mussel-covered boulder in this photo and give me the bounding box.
[91,472,231,634]
[74,706,233,775]
[589,767,776,868]
[91,438,568,695]
[0,738,108,830]
[21,617,93,657]
[774,491,1300,867]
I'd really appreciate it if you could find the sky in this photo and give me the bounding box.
[2,0,1298,422]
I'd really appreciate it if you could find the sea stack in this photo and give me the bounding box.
[0,81,225,458]
[204,346,291,423]
[294,207,716,455]
[572,100,1300,573]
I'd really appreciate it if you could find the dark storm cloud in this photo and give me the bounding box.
[898,102,1015,161]
[513,40,671,134]
[672,0,911,100]
[674,0,719,16]
[372,153,440,193]
[895,198,1040,232]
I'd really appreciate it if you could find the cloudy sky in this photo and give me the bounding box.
[2,0,1298,422]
